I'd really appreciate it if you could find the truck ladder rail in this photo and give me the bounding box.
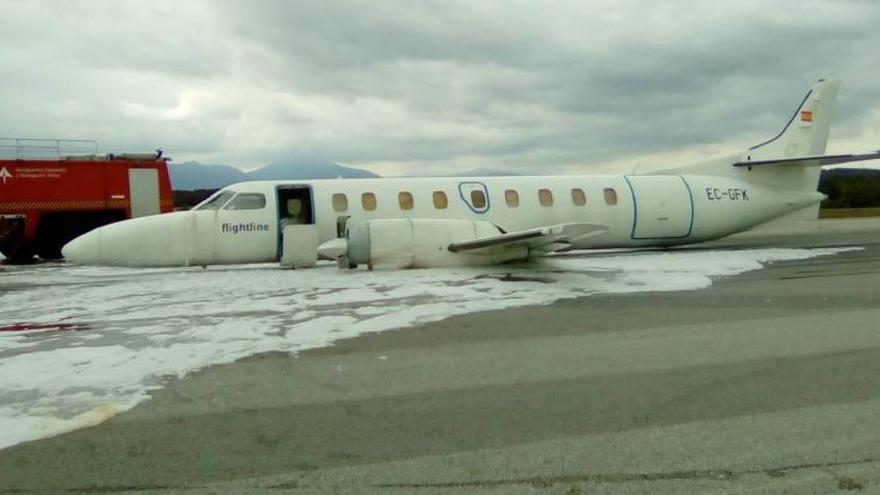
[0,138,99,159]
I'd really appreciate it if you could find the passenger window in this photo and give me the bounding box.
[505,189,519,207]
[571,188,586,206]
[194,190,234,210]
[458,182,490,213]
[433,191,448,209]
[362,192,377,211]
[538,189,553,207]
[224,193,266,210]
[471,190,486,209]
[604,188,618,205]
[332,193,348,212]
[398,191,414,210]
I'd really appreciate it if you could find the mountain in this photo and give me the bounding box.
[168,162,248,190]
[169,160,379,190]
[247,161,379,180]
[456,168,524,177]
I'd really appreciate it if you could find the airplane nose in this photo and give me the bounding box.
[63,211,204,267]
[61,229,102,265]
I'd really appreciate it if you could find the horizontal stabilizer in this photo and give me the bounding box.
[448,222,609,254]
[733,151,880,168]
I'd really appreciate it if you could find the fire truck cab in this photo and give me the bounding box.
[0,138,173,263]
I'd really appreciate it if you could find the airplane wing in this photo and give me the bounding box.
[447,222,610,254]
[733,151,880,168]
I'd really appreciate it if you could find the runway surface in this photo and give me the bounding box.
[1,218,879,493]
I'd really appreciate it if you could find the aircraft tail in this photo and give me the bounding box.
[654,78,877,220]
[653,79,853,220]
[746,78,839,161]
[728,79,839,203]
[658,78,844,183]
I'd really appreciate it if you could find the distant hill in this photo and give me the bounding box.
[169,160,379,190]
[456,168,523,177]
[247,161,378,180]
[397,168,524,177]
[169,162,248,190]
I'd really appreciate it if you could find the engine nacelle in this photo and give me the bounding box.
[344,218,528,269]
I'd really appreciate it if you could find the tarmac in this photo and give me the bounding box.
[1,218,880,494]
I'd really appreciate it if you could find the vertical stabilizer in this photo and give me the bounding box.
[658,79,844,221]
[748,79,839,160]
[741,79,840,220]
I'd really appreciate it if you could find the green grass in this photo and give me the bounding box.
[819,207,880,219]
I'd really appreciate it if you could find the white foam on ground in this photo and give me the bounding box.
[0,247,857,449]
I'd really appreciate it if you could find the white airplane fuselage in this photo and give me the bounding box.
[61,172,820,268]
[64,78,870,269]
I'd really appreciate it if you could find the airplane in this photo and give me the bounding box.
[62,78,879,269]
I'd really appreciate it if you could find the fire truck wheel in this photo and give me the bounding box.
[1,240,36,264]
[37,243,63,260]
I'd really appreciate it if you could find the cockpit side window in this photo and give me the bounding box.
[224,193,266,210]
[194,190,235,210]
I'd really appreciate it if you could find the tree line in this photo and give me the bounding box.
[819,168,880,208]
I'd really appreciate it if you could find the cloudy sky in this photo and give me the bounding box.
[1,0,878,175]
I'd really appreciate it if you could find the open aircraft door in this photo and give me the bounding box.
[625,176,693,239]
[276,185,319,267]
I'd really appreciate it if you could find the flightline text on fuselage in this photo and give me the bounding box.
[221,222,271,234]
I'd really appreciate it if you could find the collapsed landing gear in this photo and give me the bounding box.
[335,254,357,269]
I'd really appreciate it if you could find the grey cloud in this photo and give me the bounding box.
[1,0,878,173]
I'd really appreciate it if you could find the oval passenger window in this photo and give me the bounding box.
[604,188,618,205]
[505,189,519,207]
[362,192,377,211]
[457,182,490,213]
[471,190,486,209]
[332,193,348,212]
[399,191,414,210]
[433,191,448,209]
[538,189,553,207]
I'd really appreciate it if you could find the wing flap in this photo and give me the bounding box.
[448,222,609,254]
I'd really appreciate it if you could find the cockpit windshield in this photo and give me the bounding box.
[194,190,235,210]
[224,193,266,210]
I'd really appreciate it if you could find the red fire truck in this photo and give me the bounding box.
[0,139,173,263]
